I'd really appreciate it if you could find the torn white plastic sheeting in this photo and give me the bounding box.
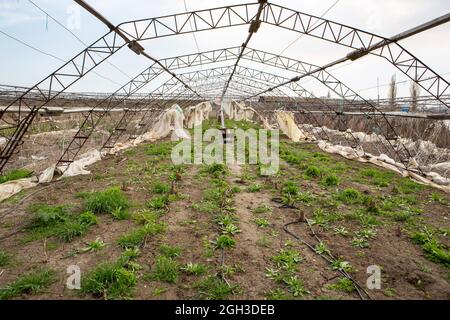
[224,101,272,129]
[58,149,102,178]
[39,165,56,183]
[276,111,313,142]
[316,139,450,192]
[185,102,212,128]
[0,178,38,202]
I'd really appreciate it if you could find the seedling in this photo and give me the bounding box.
[181,263,207,276]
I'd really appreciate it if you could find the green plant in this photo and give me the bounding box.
[0,250,10,267]
[111,207,130,220]
[214,235,236,249]
[321,174,339,187]
[222,224,241,235]
[181,263,207,276]
[247,183,262,193]
[147,195,170,210]
[84,187,129,217]
[118,221,166,248]
[383,287,397,297]
[79,211,98,226]
[254,217,270,228]
[333,226,349,237]
[201,163,228,177]
[159,244,182,258]
[336,188,362,204]
[195,275,237,300]
[351,237,369,248]
[55,220,89,242]
[326,277,355,293]
[151,287,167,296]
[411,228,450,267]
[153,182,170,194]
[82,262,137,299]
[314,242,330,255]
[0,268,56,300]
[330,258,355,273]
[151,256,180,283]
[264,288,289,300]
[80,238,106,253]
[252,204,271,214]
[305,165,321,178]
[0,168,33,184]
[397,179,424,194]
[282,181,299,196]
[283,275,308,297]
[271,249,302,270]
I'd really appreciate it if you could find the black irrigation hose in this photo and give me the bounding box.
[274,196,372,300]
[283,220,372,300]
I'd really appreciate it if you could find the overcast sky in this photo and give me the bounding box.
[0,0,449,100]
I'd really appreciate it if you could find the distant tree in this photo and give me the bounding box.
[327,91,331,99]
[410,81,421,112]
[388,74,397,108]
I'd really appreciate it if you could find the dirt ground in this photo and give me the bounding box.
[0,133,449,300]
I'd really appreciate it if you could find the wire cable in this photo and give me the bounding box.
[26,0,133,80]
[0,29,123,86]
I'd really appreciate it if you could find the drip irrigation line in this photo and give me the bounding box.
[283,219,372,300]
[272,196,372,300]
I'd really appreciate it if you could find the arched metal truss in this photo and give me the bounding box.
[0,0,448,174]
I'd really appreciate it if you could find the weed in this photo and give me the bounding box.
[305,165,321,178]
[283,275,308,297]
[336,188,362,205]
[411,228,450,267]
[181,263,207,276]
[196,276,237,300]
[82,262,137,299]
[151,256,180,283]
[247,183,262,193]
[0,250,10,267]
[430,192,447,205]
[252,204,271,214]
[326,277,355,293]
[80,238,106,253]
[271,249,302,270]
[321,174,339,187]
[84,187,129,217]
[153,182,170,194]
[111,207,130,220]
[152,287,168,296]
[0,268,55,300]
[159,244,182,258]
[314,242,330,255]
[359,168,393,187]
[333,226,349,237]
[118,221,166,248]
[0,168,33,184]
[222,224,241,235]
[147,195,169,210]
[351,237,369,248]
[254,217,270,228]
[201,163,228,177]
[264,288,289,300]
[330,258,355,273]
[282,181,299,196]
[214,235,236,249]
[79,211,98,226]
[397,179,425,194]
[383,287,397,297]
